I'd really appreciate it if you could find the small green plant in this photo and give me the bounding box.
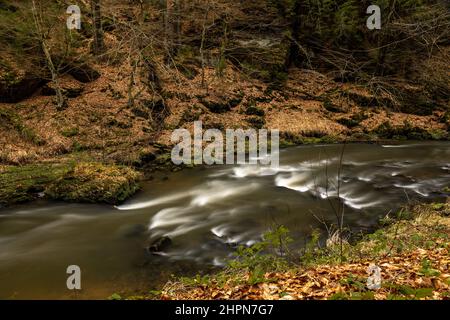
[300,229,321,264]
[229,225,293,275]
[72,141,86,152]
[108,293,122,300]
[431,203,445,211]
[340,274,366,291]
[384,282,434,300]
[396,209,412,220]
[329,291,348,300]
[180,274,211,286]
[419,259,440,277]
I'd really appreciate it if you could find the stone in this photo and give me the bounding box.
[147,236,172,253]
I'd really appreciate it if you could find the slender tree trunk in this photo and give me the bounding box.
[31,0,65,110]
[163,0,182,61]
[200,1,211,92]
[174,0,181,56]
[91,0,105,55]
[127,56,140,107]
[164,0,174,60]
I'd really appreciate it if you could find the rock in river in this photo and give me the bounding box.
[147,236,172,254]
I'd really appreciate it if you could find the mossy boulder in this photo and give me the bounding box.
[46,163,141,204]
[0,163,69,206]
[148,236,172,254]
[0,162,141,207]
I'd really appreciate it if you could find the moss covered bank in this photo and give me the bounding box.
[0,162,141,207]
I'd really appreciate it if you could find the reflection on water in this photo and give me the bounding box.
[0,142,449,299]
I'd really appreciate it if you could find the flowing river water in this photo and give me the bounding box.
[0,142,449,299]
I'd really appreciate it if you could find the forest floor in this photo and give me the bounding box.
[1,65,448,167]
[156,202,450,300]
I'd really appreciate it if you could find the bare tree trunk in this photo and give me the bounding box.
[163,0,174,61]
[217,21,228,78]
[174,0,181,56]
[31,0,66,110]
[163,0,182,62]
[91,0,105,55]
[127,56,142,107]
[200,1,211,91]
[200,20,207,89]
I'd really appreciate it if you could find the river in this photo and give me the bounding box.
[0,142,449,299]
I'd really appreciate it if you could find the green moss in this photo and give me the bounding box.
[302,135,338,144]
[280,131,339,146]
[108,293,122,300]
[154,153,172,166]
[373,121,446,140]
[0,163,72,206]
[1,70,21,85]
[0,162,141,207]
[431,203,446,211]
[429,129,448,141]
[337,117,359,128]
[72,141,88,152]
[323,99,343,113]
[46,163,141,204]
[61,127,79,137]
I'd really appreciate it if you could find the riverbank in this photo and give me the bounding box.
[157,201,450,300]
[1,137,449,208]
[0,161,141,207]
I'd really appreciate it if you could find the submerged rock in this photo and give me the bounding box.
[148,236,172,254]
